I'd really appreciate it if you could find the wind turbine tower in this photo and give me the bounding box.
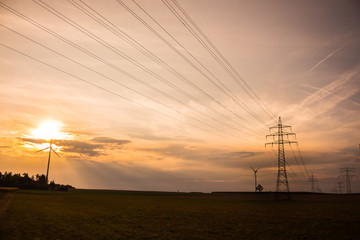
[251,167,259,192]
[37,139,60,184]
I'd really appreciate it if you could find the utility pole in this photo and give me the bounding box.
[36,139,60,184]
[339,167,357,194]
[251,167,259,192]
[309,173,318,193]
[266,116,297,198]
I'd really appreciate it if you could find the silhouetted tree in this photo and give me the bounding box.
[0,171,74,191]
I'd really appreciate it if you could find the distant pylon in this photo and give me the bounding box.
[334,181,344,194]
[339,167,357,194]
[309,173,318,193]
[266,117,298,195]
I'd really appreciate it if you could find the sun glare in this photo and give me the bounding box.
[31,119,67,140]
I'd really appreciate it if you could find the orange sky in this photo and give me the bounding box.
[0,0,359,192]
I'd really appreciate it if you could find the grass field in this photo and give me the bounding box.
[0,190,359,240]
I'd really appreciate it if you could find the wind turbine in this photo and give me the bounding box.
[251,167,259,192]
[36,139,60,184]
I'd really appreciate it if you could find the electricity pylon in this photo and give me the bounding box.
[334,181,344,194]
[339,167,357,194]
[36,139,60,184]
[266,116,298,195]
[309,173,318,193]
[251,167,259,192]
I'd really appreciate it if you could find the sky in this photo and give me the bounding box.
[0,0,359,193]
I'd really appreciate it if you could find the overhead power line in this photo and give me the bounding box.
[164,0,275,120]
[0,2,260,139]
[115,0,268,126]
[0,43,239,140]
[0,24,246,140]
[65,0,259,135]
[34,0,263,134]
[289,144,310,180]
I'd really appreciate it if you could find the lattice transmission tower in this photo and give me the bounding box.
[266,116,298,194]
[333,181,344,194]
[309,173,318,193]
[339,167,357,194]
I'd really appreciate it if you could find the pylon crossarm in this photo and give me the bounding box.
[282,132,296,136]
[284,141,298,145]
[265,143,274,147]
[266,134,276,140]
[340,168,355,173]
[269,126,279,130]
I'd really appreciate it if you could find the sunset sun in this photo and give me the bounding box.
[31,119,66,140]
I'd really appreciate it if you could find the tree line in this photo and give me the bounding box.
[0,172,74,191]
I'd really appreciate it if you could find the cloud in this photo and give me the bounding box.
[140,144,265,169]
[297,67,359,111]
[91,137,131,145]
[207,151,265,168]
[283,66,360,131]
[69,158,250,192]
[20,138,48,144]
[54,140,103,157]
[128,133,173,141]
[20,137,101,156]
[20,136,131,157]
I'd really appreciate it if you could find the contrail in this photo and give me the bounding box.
[283,66,360,117]
[297,40,349,82]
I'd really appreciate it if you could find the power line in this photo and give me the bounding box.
[286,161,303,184]
[289,144,309,180]
[294,144,310,179]
[34,0,263,134]
[0,2,259,139]
[165,0,275,120]
[64,0,258,136]
[115,0,268,127]
[0,43,239,140]
[1,24,247,140]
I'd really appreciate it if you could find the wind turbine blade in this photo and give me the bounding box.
[52,149,60,158]
[36,147,50,153]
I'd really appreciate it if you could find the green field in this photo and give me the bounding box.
[0,190,359,240]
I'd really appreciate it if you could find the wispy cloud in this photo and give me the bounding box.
[285,66,360,119]
[91,137,131,145]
